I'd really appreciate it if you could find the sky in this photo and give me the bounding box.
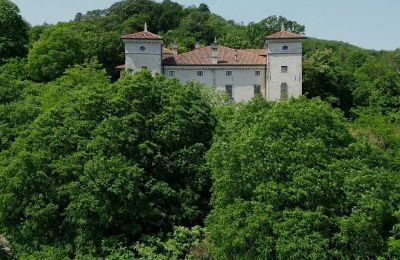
[11,0,400,51]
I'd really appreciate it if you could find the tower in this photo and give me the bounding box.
[121,23,164,74]
[265,29,305,101]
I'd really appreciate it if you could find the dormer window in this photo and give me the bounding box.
[140,46,146,51]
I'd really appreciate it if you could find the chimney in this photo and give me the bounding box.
[195,42,200,49]
[171,43,178,55]
[211,37,219,64]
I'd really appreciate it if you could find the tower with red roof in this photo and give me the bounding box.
[120,23,164,74]
[265,28,305,100]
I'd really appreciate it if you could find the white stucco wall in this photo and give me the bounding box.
[123,40,162,74]
[122,37,303,102]
[163,66,267,102]
[266,41,303,101]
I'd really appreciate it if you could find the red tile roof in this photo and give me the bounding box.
[121,31,163,40]
[162,46,266,66]
[266,31,305,40]
[242,49,266,56]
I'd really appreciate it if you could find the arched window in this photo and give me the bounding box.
[280,83,288,99]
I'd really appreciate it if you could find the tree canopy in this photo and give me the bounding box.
[0,0,29,63]
[206,97,400,259]
[1,0,400,258]
[0,66,216,257]
[26,26,84,82]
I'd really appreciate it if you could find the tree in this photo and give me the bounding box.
[247,16,305,48]
[179,8,215,45]
[303,49,354,113]
[353,59,400,110]
[0,0,29,63]
[0,69,215,257]
[206,97,400,259]
[26,26,84,82]
[158,0,184,33]
[81,31,124,78]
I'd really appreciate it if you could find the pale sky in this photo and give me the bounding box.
[11,0,400,50]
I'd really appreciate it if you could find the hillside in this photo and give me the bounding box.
[1,0,400,259]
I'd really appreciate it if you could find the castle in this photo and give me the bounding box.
[119,24,305,102]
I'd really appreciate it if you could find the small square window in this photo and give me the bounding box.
[168,71,175,76]
[197,71,204,77]
[255,71,261,76]
[226,71,232,76]
[281,66,288,73]
[225,85,233,99]
[254,85,261,96]
[141,66,148,70]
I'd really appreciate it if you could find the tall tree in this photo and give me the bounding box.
[206,97,400,259]
[26,26,84,82]
[0,68,215,257]
[0,0,29,63]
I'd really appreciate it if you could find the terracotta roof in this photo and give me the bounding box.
[162,46,266,66]
[266,31,305,40]
[121,31,163,40]
[242,49,266,56]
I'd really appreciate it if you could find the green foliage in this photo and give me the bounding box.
[18,246,70,260]
[0,69,215,257]
[353,58,400,110]
[0,235,13,259]
[81,31,123,78]
[303,49,354,112]
[0,0,29,63]
[26,26,84,82]
[134,226,206,259]
[246,15,305,48]
[2,0,400,259]
[206,97,400,259]
[0,58,27,80]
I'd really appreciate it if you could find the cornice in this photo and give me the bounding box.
[162,65,266,70]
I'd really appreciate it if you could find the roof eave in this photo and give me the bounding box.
[162,63,267,66]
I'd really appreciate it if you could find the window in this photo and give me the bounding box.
[282,45,289,51]
[255,71,261,76]
[197,71,204,77]
[141,66,148,70]
[281,66,288,73]
[226,71,232,76]
[139,46,146,51]
[254,85,261,96]
[280,83,288,99]
[168,71,175,76]
[225,85,233,99]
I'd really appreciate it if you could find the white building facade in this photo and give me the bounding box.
[121,28,304,102]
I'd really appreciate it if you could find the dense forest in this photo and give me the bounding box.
[1,0,400,258]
